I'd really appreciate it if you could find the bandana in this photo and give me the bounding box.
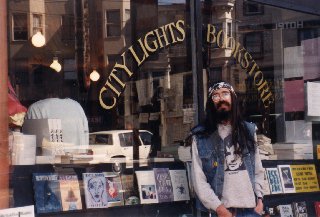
[208,81,236,97]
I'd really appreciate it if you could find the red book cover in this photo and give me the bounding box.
[315,201,320,217]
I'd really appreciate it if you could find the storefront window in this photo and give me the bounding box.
[2,0,320,216]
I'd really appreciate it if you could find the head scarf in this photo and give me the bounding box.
[208,81,237,98]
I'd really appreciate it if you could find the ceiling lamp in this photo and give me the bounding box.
[50,57,62,72]
[31,31,46,47]
[90,69,100,81]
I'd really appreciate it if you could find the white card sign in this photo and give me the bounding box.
[0,205,35,217]
[307,82,320,117]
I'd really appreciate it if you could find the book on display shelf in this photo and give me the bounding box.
[314,201,320,217]
[120,174,138,205]
[265,168,283,194]
[135,170,159,204]
[278,204,294,217]
[292,201,308,217]
[104,172,124,207]
[82,173,108,208]
[153,168,174,203]
[277,165,296,193]
[33,173,62,213]
[59,174,82,211]
[169,169,190,201]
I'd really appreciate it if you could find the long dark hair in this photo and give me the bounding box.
[203,88,255,154]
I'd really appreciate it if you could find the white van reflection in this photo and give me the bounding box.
[89,130,153,160]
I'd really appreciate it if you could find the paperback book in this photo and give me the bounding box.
[278,204,294,217]
[120,174,138,205]
[59,174,82,211]
[33,173,62,213]
[277,165,296,193]
[136,170,159,204]
[314,201,320,217]
[292,201,308,217]
[262,168,271,195]
[154,168,174,203]
[169,170,190,201]
[104,172,124,207]
[266,168,283,194]
[82,173,108,208]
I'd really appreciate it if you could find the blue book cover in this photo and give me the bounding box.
[33,173,62,213]
[153,168,174,203]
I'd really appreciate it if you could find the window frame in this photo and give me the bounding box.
[243,1,264,16]
[12,13,28,41]
[105,9,121,38]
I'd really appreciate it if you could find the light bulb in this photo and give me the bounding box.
[90,69,100,81]
[31,31,46,47]
[50,57,62,72]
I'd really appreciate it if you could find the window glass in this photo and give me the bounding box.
[140,131,152,146]
[105,10,121,37]
[93,134,113,145]
[32,14,42,35]
[119,133,133,147]
[13,13,28,41]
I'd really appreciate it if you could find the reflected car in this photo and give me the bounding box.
[89,130,153,160]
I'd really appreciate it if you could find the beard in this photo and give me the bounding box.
[215,101,231,122]
[216,110,231,122]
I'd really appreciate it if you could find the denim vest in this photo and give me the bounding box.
[192,121,256,215]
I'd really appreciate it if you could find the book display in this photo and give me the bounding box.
[59,175,82,211]
[135,170,159,204]
[104,173,124,207]
[33,173,62,213]
[266,168,283,194]
[82,173,108,209]
[153,168,174,203]
[278,204,294,217]
[277,165,295,193]
[169,170,190,201]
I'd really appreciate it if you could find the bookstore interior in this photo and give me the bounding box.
[1,0,320,216]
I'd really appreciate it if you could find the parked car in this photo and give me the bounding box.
[89,130,153,160]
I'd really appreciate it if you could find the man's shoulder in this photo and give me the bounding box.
[184,125,207,146]
[190,125,206,136]
[243,121,256,131]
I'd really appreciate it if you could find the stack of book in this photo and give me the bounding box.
[257,134,276,160]
[272,143,313,160]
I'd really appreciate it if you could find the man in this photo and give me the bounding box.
[191,81,264,217]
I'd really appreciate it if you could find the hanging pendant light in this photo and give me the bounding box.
[50,57,62,72]
[31,31,46,47]
[90,69,100,81]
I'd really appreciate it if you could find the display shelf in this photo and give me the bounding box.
[261,159,320,216]
[9,160,191,217]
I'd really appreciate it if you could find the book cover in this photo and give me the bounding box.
[135,170,158,204]
[82,173,108,208]
[277,165,296,193]
[266,168,283,194]
[169,170,190,201]
[120,174,138,205]
[153,168,174,203]
[33,173,62,213]
[278,204,294,217]
[292,201,308,217]
[59,174,82,211]
[314,201,320,217]
[104,172,124,207]
[262,168,271,195]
